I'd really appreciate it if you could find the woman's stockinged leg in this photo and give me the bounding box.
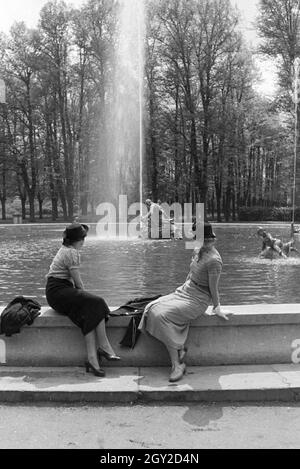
[165,343,186,383]
[165,344,180,369]
[95,319,116,355]
[84,330,99,369]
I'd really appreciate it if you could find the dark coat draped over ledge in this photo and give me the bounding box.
[0,297,41,337]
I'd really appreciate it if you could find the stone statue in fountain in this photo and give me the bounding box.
[257,226,299,259]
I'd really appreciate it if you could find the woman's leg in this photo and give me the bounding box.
[84,330,101,369]
[165,343,186,382]
[95,319,116,355]
[165,344,180,369]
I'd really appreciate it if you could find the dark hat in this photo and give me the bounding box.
[204,222,216,239]
[63,223,89,243]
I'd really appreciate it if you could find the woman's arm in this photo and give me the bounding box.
[208,268,221,309]
[208,260,229,321]
[66,249,83,289]
[70,268,84,290]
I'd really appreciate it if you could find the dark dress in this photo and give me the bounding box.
[45,246,109,336]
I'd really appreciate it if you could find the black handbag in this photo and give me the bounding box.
[119,315,142,349]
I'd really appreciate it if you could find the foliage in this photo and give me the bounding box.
[238,206,300,222]
[0,0,296,222]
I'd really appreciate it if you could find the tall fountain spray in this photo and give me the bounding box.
[293,58,299,224]
[108,0,145,210]
[137,0,144,219]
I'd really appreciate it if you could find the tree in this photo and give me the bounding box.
[39,0,75,219]
[3,23,42,221]
[257,0,300,211]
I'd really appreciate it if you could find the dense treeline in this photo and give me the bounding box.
[0,0,296,222]
[0,0,118,221]
[145,0,294,221]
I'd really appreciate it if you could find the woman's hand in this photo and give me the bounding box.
[213,305,230,321]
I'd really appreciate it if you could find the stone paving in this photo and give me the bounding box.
[0,364,300,403]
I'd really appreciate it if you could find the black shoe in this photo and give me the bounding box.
[97,348,121,362]
[85,361,105,377]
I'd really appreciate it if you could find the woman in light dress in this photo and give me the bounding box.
[139,222,229,382]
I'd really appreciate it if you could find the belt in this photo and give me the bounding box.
[190,279,209,293]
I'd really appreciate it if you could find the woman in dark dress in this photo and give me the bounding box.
[46,223,120,377]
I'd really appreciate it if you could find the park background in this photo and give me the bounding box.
[0,0,299,224]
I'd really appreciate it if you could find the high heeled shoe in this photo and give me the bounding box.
[97,348,121,362]
[85,361,105,377]
[169,363,186,383]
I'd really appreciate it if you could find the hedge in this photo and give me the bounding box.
[237,206,300,222]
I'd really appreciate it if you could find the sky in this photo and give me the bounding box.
[0,0,259,36]
[0,0,84,32]
[232,0,278,96]
[0,0,276,96]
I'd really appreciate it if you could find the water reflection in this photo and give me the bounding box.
[0,224,300,306]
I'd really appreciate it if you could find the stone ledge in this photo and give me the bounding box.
[2,304,300,329]
[1,304,300,367]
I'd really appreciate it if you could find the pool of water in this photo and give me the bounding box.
[1,223,300,306]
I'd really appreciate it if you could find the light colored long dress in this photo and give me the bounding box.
[139,247,222,349]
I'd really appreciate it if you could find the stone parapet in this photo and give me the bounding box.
[1,305,300,367]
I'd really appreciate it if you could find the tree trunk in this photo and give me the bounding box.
[211,193,215,221]
[0,198,6,220]
[28,194,35,222]
[0,163,6,220]
[21,197,26,220]
[216,184,222,222]
[37,195,43,219]
[80,194,88,216]
[26,81,37,222]
[232,192,236,221]
[51,197,58,220]
[51,111,68,219]
[57,66,73,220]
